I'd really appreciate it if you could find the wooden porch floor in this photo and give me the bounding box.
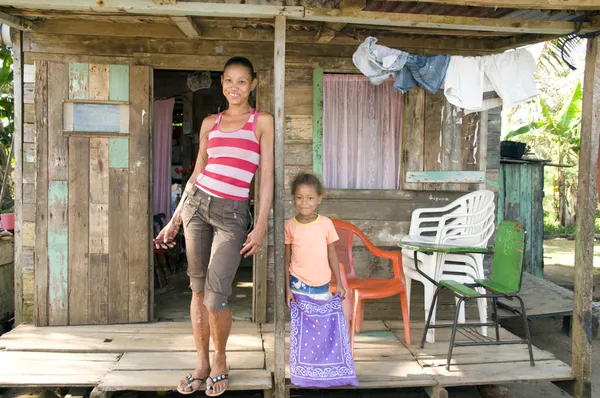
[0,320,573,395]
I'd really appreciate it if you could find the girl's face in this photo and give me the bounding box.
[221,64,257,107]
[293,184,322,217]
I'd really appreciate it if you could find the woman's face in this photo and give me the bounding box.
[221,64,256,107]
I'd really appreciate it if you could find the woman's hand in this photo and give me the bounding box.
[336,283,346,299]
[240,224,266,258]
[286,288,296,309]
[154,220,179,250]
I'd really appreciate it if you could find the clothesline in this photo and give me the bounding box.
[352,36,539,115]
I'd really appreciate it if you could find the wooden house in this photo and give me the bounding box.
[1,1,599,397]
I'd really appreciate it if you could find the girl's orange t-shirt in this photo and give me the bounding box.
[284,215,339,287]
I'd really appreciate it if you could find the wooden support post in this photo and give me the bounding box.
[273,14,288,398]
[572,35,600,398]
[425,385,449,398]
[11,30,24,325]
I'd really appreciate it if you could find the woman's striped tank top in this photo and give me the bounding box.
[194,109,260,201]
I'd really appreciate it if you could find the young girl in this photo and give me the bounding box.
[284,173,358,388]
[284,173,345,304]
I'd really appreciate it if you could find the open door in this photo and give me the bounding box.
[35,62,152,325]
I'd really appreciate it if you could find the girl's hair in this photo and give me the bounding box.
[223,57,256,79]
[291,173,324,196]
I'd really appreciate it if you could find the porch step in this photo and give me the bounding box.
[97,369,272,393]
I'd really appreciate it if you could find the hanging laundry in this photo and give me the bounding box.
[289,294,359,388]
[444,48,538,114]
[352,37,450,94]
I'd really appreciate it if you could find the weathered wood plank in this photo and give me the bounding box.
[572,36,600,398]
[423,91,444,191]
[23,142,34,163]
[97,370,272,392]
[115,351,264,371]
[109,64,129,102]
[68,137,90,325]
[13,32,24,325]
[273,14,287,398]
[285,141,312,165]
[441,102,463,191]
[108,138,129,169]
[23,123,35,143]
[285,86,312,115]
[48,62,69,181]
[286,115,312,142]
[312,68,323,178]
[108,168,129,324]
[69,62,89,100]
[34,60,48,327]
[89,137,109,324]
[401,89,424,190]
[89,138,109,253]
[88,64,109,101]
[24,103,34,124]
[47,180,69,326]
[128,65,151,323]
[405,171,486,183]
[88,253,109,324]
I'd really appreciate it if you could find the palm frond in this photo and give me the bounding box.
[537,36,585,75]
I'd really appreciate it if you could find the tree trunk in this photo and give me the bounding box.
[558,168,569,227]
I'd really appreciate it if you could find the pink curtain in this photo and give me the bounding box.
[323,75,403,189]
[153,98,175,219]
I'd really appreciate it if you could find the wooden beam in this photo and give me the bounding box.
[31,21,501,53]
[170,16,201,38]
[377,0,600,11]
[572,35,600,398]
[0,10,34,31]
[494,33,561,51]
[0,1,304,18]
[302,8,600,35]
[273,14,287,398]
[316,0,366,44]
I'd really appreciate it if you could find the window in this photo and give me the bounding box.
[322,74,403,190]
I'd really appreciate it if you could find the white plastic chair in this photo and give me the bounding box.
[401,190,496,342]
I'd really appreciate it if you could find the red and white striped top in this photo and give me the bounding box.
[195,109,260,201]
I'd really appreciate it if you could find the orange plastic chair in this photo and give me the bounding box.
[331,219,411,349]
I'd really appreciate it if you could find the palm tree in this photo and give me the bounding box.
[506,81,582,227]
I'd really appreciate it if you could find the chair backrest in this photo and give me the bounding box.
[490,221,526,293]
[331,220,358,280]
[438,204,496,247]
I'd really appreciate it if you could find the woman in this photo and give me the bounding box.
[155,57,273,397]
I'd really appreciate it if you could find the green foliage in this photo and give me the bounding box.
[0,47,14,212]
[544,209,600,235]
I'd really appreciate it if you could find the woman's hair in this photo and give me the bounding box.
[291,173,324,196]
[223,56,255,79]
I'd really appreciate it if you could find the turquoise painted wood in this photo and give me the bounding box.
[47,181,68,318]
[69,63,89,100]
[312,68,323,179]
[109,138,129,168]
[498,162,545,276]
[109,65,130,101]
[405,171,485,183]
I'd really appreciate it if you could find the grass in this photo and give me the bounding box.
[544,209,600,235]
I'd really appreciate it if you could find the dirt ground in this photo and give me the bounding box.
[1,239,599,398]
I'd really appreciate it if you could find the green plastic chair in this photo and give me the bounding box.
[420,221,535,370]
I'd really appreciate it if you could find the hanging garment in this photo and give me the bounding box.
[392,53,451,94]
[289,294,359,388]
[352,37,450,94]
[444,48,538,114]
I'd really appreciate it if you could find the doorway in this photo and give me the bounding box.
[151,69,255,322]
